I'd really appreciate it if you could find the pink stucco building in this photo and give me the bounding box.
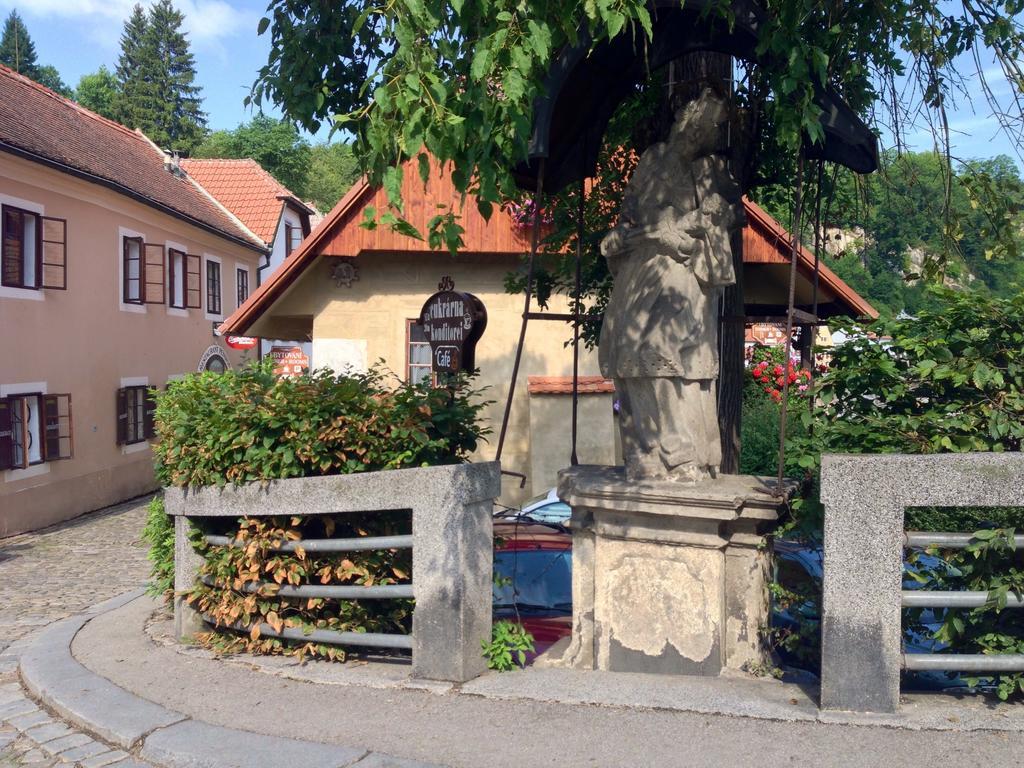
[0,65,269,536]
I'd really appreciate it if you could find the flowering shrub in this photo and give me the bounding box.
[749,360,812,402]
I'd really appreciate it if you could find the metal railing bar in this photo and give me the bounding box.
[200,576,412,600]
[902,591,1024,609]
[202,615,413,650]
[902,653,1024,672]
[204,534,413,553]
[905,531,1024,549]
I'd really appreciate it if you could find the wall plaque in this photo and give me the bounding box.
[418,277,487,375]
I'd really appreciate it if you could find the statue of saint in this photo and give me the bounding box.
[599,88,745,483]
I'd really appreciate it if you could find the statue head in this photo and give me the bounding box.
[668,88,728,158]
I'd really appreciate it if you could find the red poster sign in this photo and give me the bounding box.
[225,335,258,350]
[270,346,309,377]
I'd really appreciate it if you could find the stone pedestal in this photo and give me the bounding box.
[541,465,789,675]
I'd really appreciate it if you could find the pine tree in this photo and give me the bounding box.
[119,0,206,153]
[115,4,149,129]
[0,10,40,79]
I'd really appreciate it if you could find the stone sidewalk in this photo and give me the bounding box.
[0,498,152,767]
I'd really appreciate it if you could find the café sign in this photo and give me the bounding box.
[418,276,487,374]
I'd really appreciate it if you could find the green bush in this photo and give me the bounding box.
[482,620,535,671]
[150,360,489,661]
[141,495,175,601]
[153,361,489,487]
[782,288,1024,698]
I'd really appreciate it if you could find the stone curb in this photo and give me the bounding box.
[17,593,445,768]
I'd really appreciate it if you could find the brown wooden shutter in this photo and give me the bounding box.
[39,216,67,290]
[116,388,128,445]
[15,397,29,469]
[2,207,24,287]
[143,243,166,304]
[42,394,73,460]
[0,398,12,471]
[143,388,157,440]
[185,253,202,308]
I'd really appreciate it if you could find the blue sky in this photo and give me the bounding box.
[2,0,285,133]
[2,1,1021,164]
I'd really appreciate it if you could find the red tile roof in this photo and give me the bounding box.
[222,172,878,336]
[180,159,311,246]
[528,376,615,395]
[0,64,265,252]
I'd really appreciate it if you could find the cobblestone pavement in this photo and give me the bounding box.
[0,497,151,656]
[0,498,153,767]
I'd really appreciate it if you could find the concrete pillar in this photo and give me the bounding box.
[819,498,905,712]
[173,516,205,640]
[411,494,494,682]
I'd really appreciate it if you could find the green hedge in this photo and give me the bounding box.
[153,361,489,487]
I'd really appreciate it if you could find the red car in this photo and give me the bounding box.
[493,520,573,660]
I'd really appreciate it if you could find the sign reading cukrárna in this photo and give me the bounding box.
[417,276,487,375]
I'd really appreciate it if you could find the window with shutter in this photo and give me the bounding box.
[123,237,143,304]
[236,267,249,308]
[116,388,128,445]
[143,389,157,440]
[143,243,166,304]
[284,222,295,256]
[6,394,44,468]
[168,249,186,308]
[42,394,72,460]
[117,386,149,445]
[185,253,202,308]
[39,217,67,290]
[1,205,41,290]
[0,398,12,471]
[206,260,222,315]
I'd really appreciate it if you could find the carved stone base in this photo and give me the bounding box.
[536,465,790,676]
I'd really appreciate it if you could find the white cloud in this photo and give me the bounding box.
[11,0,256,52]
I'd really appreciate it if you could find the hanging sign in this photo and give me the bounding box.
[270,345,309,377]
[225,335,258,350]
[417,276,487,375]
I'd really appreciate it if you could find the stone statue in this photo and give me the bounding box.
[599,88,745,483]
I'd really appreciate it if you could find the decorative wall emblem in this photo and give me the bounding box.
[330,258,359,288]
[197,345,230,373]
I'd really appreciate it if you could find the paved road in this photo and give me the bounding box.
[0,498,150,767]
[0,497,150,655]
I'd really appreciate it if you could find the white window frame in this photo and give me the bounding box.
[1,381,49,482]
[203,254,223,321]
[0,193,45,302]
[118,226,147,314]
[165,239,190,317]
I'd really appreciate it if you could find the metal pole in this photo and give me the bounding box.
[775,152,804,494]
[903,653,1024,672]
[206,616,413,650]
[496,159,546,464]
[204,534,413,553]
[905,531,1024,549]
[571,173,585,466]
[902,591,1024,609]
